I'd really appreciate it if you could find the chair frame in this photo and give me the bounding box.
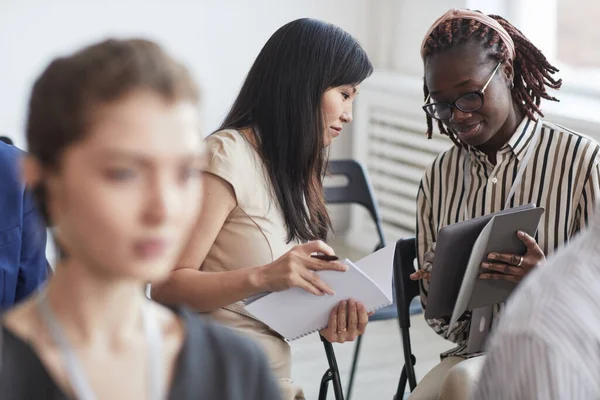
[319,159,387,400]
[318,337,345,400]
[392,237,419,398]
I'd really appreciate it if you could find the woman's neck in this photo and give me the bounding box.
[476,104,524,162]
[43,259,147,347]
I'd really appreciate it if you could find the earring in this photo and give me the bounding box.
[508,82,514,89]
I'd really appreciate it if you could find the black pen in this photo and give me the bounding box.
[310,254,339,261]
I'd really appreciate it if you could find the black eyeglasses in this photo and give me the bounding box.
[422,62,502,121]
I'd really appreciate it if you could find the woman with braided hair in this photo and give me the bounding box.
[409,9,600,400]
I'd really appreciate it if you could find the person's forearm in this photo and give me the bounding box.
[151,266,265,312]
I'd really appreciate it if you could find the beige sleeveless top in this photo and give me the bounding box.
[202,129,297,317]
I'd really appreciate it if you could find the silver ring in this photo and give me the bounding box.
[517,255,524,267]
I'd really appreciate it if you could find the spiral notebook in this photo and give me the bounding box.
[244,244,395,341]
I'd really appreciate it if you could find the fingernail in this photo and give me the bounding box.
[517,230,525,237]
[480,274,488,279]
[488,253,497,259]
[482,263,490,269]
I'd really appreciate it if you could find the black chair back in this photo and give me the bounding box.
[320,159,387,400]
[325,160,386,248]
[393,237,419,395]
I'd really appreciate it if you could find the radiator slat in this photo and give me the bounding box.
[358,105,452,240]
[368,140,435,170]
[367,159,424,185]
[368,118,451,155]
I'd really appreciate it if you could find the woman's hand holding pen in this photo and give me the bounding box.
[251,240,371,343]
[252,240,347,296]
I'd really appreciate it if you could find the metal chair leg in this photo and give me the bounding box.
[395,365,408,400]
[394,354,416,399]
[346,241,383,399]
[319,335,344,400]
[319,369,332,400]
[401,328,417,391]
[345,334,363,400]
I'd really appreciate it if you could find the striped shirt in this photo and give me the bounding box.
[473,211,600,399]
[416,117,600,358]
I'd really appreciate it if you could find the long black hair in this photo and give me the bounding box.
[220,18,373,243]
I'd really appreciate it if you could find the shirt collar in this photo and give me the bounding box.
[507,118,537,161]
[467,117,537,162]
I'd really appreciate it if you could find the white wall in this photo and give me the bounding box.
[0,0,373,261]
[0,0,368,159]
[366,0,515,76]
[364,0,600,137]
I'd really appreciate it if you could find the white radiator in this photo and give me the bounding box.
[347,71,452,250]
[365,108,451,238]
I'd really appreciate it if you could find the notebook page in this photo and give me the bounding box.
[353,244,396,300]
[245,258,392,341]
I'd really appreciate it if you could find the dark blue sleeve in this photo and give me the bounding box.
[16,188,49,303]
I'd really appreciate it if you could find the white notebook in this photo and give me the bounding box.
[244,244,396,341]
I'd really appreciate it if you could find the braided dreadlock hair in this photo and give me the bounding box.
[422,13,562,146]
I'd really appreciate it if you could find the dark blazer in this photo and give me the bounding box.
[0,141,48,309]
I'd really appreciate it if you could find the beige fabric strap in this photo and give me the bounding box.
[224,301,260,320]
[421,8,516,61]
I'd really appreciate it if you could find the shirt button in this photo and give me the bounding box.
[492,177,498,184]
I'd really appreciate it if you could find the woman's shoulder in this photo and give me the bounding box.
[0,320,44,370]
[171,307,281,399]
[203,129,262,178]
[176,306,275,373]
[202,129,271,210]
[541,120,600,167]
[204,129,256,158]
[542,120,600,149]
[0,307,59,399]
[177,306,263,356]
[1,297,43,344]
[206,128,244,143]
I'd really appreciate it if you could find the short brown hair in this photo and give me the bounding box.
[26,38,200,225]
